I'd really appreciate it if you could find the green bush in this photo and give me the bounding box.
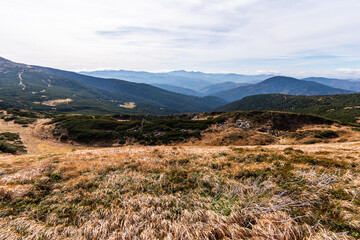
[4,116,16,122]
[0,132,20,141]
[14,117,37,125]
[52,115,217,145]
[304,140,321,144]
[0,141,26,154]
[314,130,338,139]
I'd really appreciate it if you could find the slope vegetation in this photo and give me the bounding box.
[49,111,336,146]
[216,93,360,124]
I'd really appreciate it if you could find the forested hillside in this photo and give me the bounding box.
[216,93,360,124]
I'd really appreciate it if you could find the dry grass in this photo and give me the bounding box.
[41,98,73,106]
[0,144,359,239]
[119,102,136,109]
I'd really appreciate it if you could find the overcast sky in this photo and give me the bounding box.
[1,0,360,78]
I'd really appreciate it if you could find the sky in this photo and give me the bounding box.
[0,0,360,79]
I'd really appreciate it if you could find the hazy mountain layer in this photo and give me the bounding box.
[212,76,353,102]
[80,69,271,90]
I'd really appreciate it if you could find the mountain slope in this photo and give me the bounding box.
[39,66,227,112]
[152,82,251,96]
[200,82,251,95]
[80,70,214,89]
[151,84,201,96]
[0,57,226,114]
[303,77,360,92]
[215,93,360,124]
[0,57,140,114]
[212,76,353,102]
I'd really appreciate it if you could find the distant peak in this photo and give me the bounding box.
[262,76,299,83]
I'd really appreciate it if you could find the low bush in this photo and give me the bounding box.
[51,114,225,145]
[0,141,26,154]
[0,132,26,154]
[0,132,20,141]
[314,130,339,139]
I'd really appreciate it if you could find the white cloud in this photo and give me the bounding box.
[0,0,359,78]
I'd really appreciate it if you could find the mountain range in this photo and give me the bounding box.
[82,69,360,98]
[80,69,271,90]
[212,76,353,102]
[0,57,357,115]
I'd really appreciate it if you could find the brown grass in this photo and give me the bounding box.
[1,117,360,239]
[0,144,359,239]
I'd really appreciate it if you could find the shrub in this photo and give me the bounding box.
[314,130,339,139]
[0,132,20,141]
[0,141,26,154]
[304,140,321,144]
[14,117,36,125]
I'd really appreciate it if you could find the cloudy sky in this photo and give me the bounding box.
[0,0,360,78]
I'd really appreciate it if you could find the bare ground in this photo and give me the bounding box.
[0,119,84,157]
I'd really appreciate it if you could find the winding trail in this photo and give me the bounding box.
[0,118,85,158]
[18,71,26,90]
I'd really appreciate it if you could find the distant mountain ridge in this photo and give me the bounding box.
[80,69,271,90]
[80,70,360,99]
[212,76,353,102]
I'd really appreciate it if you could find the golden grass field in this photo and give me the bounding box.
[0,118,359,239]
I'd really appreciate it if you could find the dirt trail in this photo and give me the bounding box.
[0,119,82,158]
[18,71,26,90]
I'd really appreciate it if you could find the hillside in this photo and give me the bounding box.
[153,82,251,96]
[0,57,143,114]
[303,77,360,92]
[0,57,226,114]
[212,76,353,102]
[41,110,339,147]
[38,65,227,113]
[1,109,360,239]
[200,82,251,95]
[216,93,360,124]
[151,84,201,96]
